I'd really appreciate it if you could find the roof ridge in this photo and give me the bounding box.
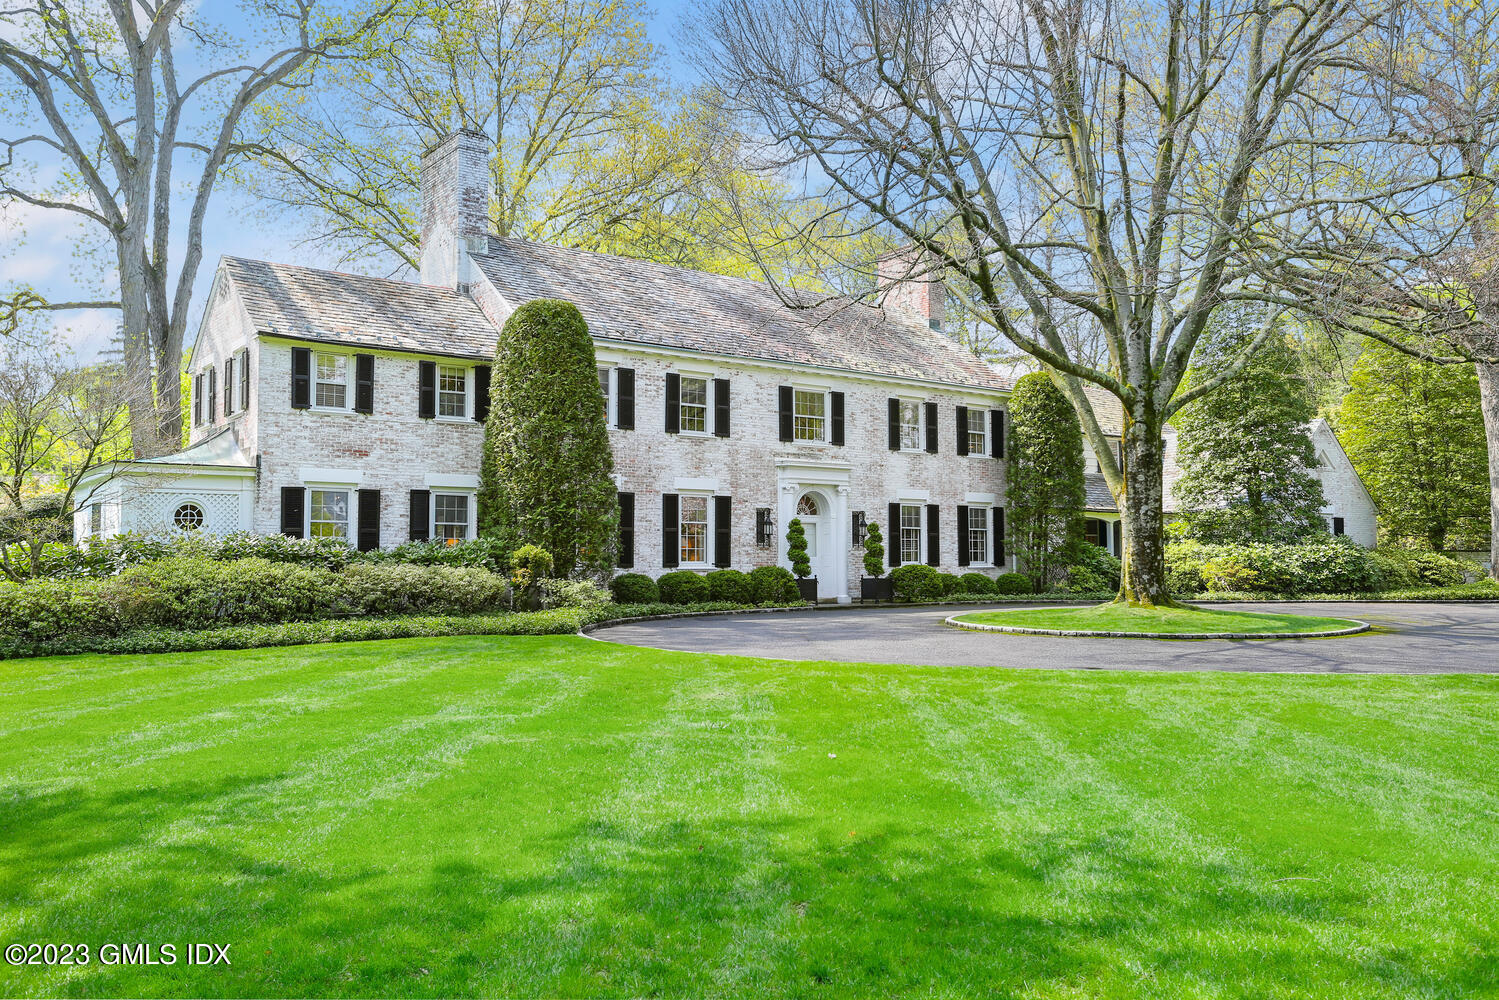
[221,255,460,295]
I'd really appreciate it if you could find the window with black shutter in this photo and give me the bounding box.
[206,366,217,423]
[617,491,635,567]
[409,490,430,541]
[713,379,731,438]
[830,391,845,445]
[995,507,1006,564]
[224,357,235,416]
[778,385,794,442]
[239,350,250,412]
[956,407,969,456]
[665,373,681,433]
[473,364,491,422]
[662,493,679,567]
[1332,516,1345,536]
[887,398,900,450]
[991,410,1005,458]
[417,361,437,418]
[291,347,312,409]
[356,489,381,551]
[926,504,940,565]
[353,353,375,414]
[616,368,635,429]
[193,373,203,426]
[957,504,970,566]
[887,502,903,567]
[714,495,732,567]
[924,402,938,453]
[280,487,306,538]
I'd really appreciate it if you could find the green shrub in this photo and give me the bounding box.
[658,570,711,605]
[539,578,611,609]
[862,522,886,578]
[341,563,512,616]
[891,564,942,602]
[706,569,750,604]
[1166,538,1382,595]
[786,518,812,578]
[1062,545,1122,594]
[609,572,659,604]
[994,572,1033,595]
[746,565,799,604]
[0,578,117,639]
[958,572,996,594]
[936,572,962,596]
[1404,551,1468,587]
[105,557,343,629]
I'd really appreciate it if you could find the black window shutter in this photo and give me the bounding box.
[888,502,902,567]
[956,406,969,456]
[926,503,940,565]
[291,347,312,409]
[887,398,900,450]
[418,361,437,418]
[207,367,217,422]
[714,378,731,438]
[778,385,794,442]
[409,489,430,541]
[354,353,375,414]
[240,351,250,411]
[356,488,381,552]
[280,487,306,539]
[224,356,234,416]
[473,364,491,422]
[991,410,1004,458]
[1112,518,1121,558]
[616,368,635,429]
[662,493,679,567]
[924,402,938,453]
[1332,516,1345,537]
[830,391,846,445]
[957,504,970,566]
[193,374,203,426]
[665,373,681,433]
[714,495,731,567]
[995,507,1006,565]
[618,492,635,568]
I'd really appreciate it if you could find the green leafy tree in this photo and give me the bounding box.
[1005,372,1086,591]
[1337,340,1490,552]
[1173,325,1328,544]
[478,300,616,578]
[862,520,885,578]
[786,518,811,578]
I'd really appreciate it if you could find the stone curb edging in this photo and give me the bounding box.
[943,610,1371,640]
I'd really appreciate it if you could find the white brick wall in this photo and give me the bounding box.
[1311,419,1379,547]
[187,271,259,457]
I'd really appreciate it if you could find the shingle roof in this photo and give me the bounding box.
[1083,474,1117,512]
[220,257,497,359]
[471,237,1009,391]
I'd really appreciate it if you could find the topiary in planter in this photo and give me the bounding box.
[959,572,996,594]
[746,565,799,604]
[786,518,812,579]
[706,568,750,604]
[890,564,942,602]
[862,521,885,578]
[610,572,659,604]
[994,572,1033,595]
[658,571,711,605]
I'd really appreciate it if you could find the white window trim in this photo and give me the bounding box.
[431,490,476,542]
[898,397,924,453]
[676,372,714,437]
[305,484,355,541]
[965,503,994,568]
[677,491,714,567]
[598,365,614,426]
[965,406,988,457]
[792,385,831,443]
[311,351,352,413]
[898,502,925,565]
[435,364,471,422]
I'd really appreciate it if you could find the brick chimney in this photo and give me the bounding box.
[877,246,945,331]
[419,129,490,289]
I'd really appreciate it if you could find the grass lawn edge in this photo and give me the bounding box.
[945,605,1370,640]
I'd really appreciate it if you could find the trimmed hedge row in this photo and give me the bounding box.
[611,567,801,606]
[1166,540,1477,595]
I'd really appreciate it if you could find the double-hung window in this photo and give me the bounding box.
[679,495,709,563]
[967,415,986,456]
[309,489,350,538]
[967,507,989,564]
[438,365,467,417]
[900,504,923,564]
[315,353,348,409]
[899,400,922,450]
[598,366,612,423]
[434,494,470,541]
[679,376,708,433]
[793,389,826,442]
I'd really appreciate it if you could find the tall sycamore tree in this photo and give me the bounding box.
[696,0,1448,605]
[478,299,617,579]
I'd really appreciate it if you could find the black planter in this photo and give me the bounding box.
[860,577,893,602]
[796,577,819,603]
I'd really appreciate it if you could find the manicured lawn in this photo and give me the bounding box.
[952,603,1365,635]
[2,636,1496,998]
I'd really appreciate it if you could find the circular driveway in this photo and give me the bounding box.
[592,602,1499,673]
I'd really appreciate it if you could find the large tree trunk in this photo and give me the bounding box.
[1477,358,1499,577]
[1116,416,1178,607]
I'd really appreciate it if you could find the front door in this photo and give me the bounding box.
[794,492,832,583]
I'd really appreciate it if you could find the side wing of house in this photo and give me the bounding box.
[1310,418,1379,547]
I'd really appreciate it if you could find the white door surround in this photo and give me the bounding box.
[775,458,852,604]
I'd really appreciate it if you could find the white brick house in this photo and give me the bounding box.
[77,130,1380,592]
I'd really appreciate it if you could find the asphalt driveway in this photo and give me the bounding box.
[591,601,1499,673]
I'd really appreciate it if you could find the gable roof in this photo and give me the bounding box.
[470,237,1009,391]
[220,257,497,359]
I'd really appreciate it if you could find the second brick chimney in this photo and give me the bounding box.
[419,129,490,290]
[877,246,945,331]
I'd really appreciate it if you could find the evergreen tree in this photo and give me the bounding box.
[1337,339,1489,552]
[1173,326,1328,543]
[478,299,617,578]
[1005,372,1086,590]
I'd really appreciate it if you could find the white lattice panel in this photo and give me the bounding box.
[133,491,243,535]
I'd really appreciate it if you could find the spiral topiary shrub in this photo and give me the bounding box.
[658,571,711,605]
[610,572,660,604]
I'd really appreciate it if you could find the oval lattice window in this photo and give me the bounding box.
[173,502,205,531]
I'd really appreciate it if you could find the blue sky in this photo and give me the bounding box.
[0,0,699,361]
